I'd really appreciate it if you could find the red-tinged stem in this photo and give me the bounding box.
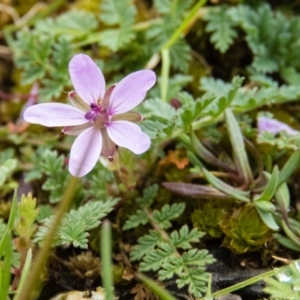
[0,90,35,101]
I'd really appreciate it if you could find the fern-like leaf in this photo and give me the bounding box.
[152,203,185,229]
[35,199,119,248]
[176,268,209,298]
[123,210,149,230]
[135,184,159,208]
[139,242,175,271]
[170,226,205,249]
[130,231,162,261]
[204,6,238,53]
[99,0,136,51]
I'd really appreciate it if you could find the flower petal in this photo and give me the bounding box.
[108,70,156,114]
[69,127,102,177]
[69,54,105,104]
[258,116,299,135]
[107,121,150,154]
[23,103,87,127]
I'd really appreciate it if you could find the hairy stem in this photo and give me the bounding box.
[17,176,79,300]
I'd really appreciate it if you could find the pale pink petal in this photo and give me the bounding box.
[23,103,87,127]
[69,54,105,104]
[258,116,299,136]
[69,127,102,177]
[107,121,150,154]
[108,70,156,114]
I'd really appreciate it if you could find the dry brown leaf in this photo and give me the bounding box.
[130,283,160,300]
[159,150,189,170]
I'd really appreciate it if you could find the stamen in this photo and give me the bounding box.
[84,103,109,126]
[85,110,96,121]
[91,103,98,109]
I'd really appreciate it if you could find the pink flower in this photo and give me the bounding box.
[24,54,156,177]
[257,116,299,136]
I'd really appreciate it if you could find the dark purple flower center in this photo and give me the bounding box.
[85,103,108,128]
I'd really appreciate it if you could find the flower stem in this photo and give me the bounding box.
[101,220,114,300]
[160,0,207,103]
[3,0,65,46]
[199,269,277,300]
[162,0,207,50]
[17,176,79,300]
[161,49,170,102]
[136,273,177,300]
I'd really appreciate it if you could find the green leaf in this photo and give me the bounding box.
[169,39,191,72]
[100,28,135,51]
[36,10,98,39]
[170,225,205,250]
[256,209,279,231]
[229,4,300,80]
[100,0,136,26]
[204,6,238,53]
[275,182,290,215]
[190,131,232,171]
[31,149,69,203]
[264,277,297,299]
[81,198,120,230]
[39,78,66,102]
[253,201,276,213]
[181,249,215,266]
[176,268,209,298]
[59,219,89,248]
[201,167,251,202]
[12,32,52,85]
[274,233,300,252]
[135,184,159,208]
[15,193,39,238]
[154,0,171,15]
[154,0,194,17]
[255,166,279,202]
[130,231,162,261]
[199,76,244,121]
[82,165,114,200]
[35,199,120,248]
[138,98,176,123]
[152,203,186,229]
[99,0,136,51]
[58,10,98,35]
[158,257,184,279]
[139,242,175,271]
[122,210,149,230]
[225,108,253,185]
[0,159,17,186]
[278,151,300,186]
[200,77,231,97]
[281,219,300,248]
